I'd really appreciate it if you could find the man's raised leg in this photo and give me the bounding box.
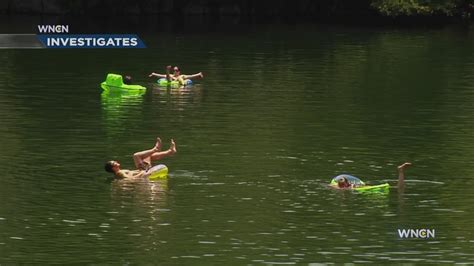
[133,137,162,169]
[151,139,177,161]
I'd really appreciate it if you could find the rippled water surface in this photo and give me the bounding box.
[0,22,473,264]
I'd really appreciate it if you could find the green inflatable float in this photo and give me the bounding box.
[330,174,389,193]
[157,78,192,87]
[101,73,146,93]
[145,164,169,180]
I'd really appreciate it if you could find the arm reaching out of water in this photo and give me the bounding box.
[181,72,204,80]
[148,73,167,78]
[397,162,412,188]
[171,66,204,87]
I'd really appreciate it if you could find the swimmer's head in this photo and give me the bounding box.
[105,160,120,173]
[173,66,180,75]
[337,176,350,188]
[123,75,132,85]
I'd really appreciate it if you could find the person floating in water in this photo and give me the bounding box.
[148,65,204,86]
[123,75,133,85]
[332,162,412,189]
[104,137,177,179]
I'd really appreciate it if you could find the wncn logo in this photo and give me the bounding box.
[37,25,69,33]
[35,24,146,49]
[398,229,435,239]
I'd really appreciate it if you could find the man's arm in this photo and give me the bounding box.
[182,72,203,80]
[116,170,144,179]
[397,162,412,188]
[148,72,167,78]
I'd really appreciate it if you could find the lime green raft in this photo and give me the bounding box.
[354,183,389,192]
[101,73,146,92]
[330,174,389,192]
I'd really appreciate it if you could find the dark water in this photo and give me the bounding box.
[1,23,473,264]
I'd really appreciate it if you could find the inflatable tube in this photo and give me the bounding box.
[330,174,366,186]
[354,183,389,192]
[158,78,192,87]
[330,174,389,192]
[101,73,146,92]
[144,164,168,179]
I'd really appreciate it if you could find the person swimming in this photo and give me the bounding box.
[171,66,204,86]
[332,162,412,189]
[335,175,354,189]
[123,75,133,85]
[104,137,177,179]
[148,65,204,86]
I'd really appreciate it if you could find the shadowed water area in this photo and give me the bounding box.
[0,20,473,264]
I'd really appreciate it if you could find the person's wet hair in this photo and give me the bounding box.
[104,161,114,173]
[123,75,133,85]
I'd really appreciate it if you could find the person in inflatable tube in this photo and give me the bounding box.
[104,137,176,179]
[148,65,204,86]
[332,162,412,189]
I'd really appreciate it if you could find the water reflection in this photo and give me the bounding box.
[100,90,145,138]
[111,177,169,204]
[109,177,170,250]
[149,83,204,111]
[100,90,145,110]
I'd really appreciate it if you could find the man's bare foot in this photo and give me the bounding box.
[169,139,177,154]
[199,72,204,78]
[398,162,412,171]
[154,137,162,151]
[148,73,155,78]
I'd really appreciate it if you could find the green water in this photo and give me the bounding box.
[1,23,473,264]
